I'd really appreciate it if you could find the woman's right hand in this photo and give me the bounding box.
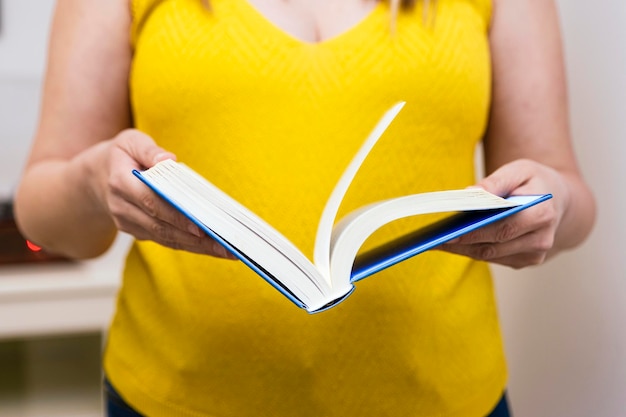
[14,2,235,260]
[90,129,237,259]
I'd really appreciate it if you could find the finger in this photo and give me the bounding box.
[440,228,554,263]
[108,161,199,236]
[477,159,536,197]
[451,216,526,245]
[454,197,557,245]
[115,129,177,169]
[451,215,529,245]
[112,197,236,258]
[107,178,236,258]
[484,251,549,269]
[137,186,204,236]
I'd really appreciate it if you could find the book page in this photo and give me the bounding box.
[312,102,406,283]
[328,189,520,283]
[139,160,332,308]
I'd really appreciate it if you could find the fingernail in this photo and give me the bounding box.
[188,224,202,237]
[215,243,236,260]
[153,153,173,165]
[221,246,230,259]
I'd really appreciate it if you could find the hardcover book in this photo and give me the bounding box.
[134,103,552,313]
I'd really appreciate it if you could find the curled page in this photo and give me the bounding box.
[313,102,406,283]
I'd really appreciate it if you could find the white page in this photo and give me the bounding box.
[312,102,406,283]
[141,161,330,305]
[328,189,519,283]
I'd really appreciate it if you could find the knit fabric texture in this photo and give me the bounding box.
[104,1,507,416]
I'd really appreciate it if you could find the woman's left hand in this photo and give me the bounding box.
[440,159,571,269]
[447,0,597,268]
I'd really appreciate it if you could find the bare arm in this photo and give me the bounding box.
[14,0,233,260]
[442,0,596,268]
[14,0,133,258]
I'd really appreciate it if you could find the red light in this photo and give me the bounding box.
[26,240,42,252]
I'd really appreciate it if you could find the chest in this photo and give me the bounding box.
[132,0,493,131]
[245,0,379,43]
[130,0,494,230]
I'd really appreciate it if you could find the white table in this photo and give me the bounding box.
[0,234,132,417]
[0,234,131,340]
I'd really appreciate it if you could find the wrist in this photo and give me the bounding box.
[71,139,115,219]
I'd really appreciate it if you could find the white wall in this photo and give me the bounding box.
[0,0,624,416]
[0,0,55,199]
[494,1,626,416]
[0,0,55,78]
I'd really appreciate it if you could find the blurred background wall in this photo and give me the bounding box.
[0,0,624,416]
[494,0,626,416]
[0,0,55,199]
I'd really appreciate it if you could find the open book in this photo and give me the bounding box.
[134,103,552,313]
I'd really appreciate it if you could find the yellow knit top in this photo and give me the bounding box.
[104,0,507,416]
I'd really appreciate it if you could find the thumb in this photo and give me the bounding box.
[117,129,177,169]
[475,160,533,197]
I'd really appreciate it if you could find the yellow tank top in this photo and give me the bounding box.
[104,1,507,416]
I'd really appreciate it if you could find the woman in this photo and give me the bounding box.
[14,0,595,416]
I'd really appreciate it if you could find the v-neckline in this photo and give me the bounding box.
[237,0,385,47]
